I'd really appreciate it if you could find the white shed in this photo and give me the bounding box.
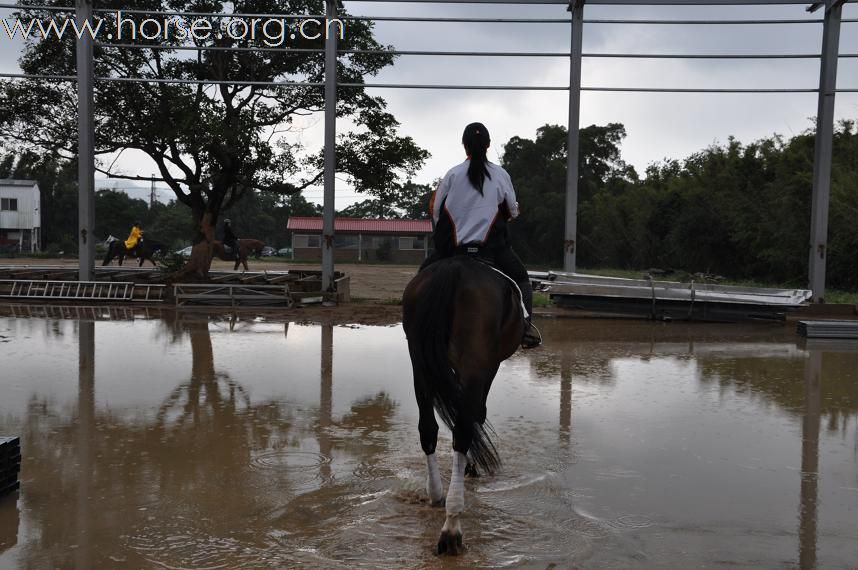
[0,179,41,253]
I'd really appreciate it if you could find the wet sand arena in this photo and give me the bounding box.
[0,312,857,568]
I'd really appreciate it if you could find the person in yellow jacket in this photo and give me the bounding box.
[124,221,143,252]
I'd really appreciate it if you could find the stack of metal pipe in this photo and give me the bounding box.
[0,437,20,497]
[797,320,858,339]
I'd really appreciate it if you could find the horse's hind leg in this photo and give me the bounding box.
[438,449,467,555]
[410,344,443,506]
[438,376,483,555]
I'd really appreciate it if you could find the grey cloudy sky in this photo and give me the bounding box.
[1,1,856,207]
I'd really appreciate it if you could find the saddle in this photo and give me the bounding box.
[454,248,528,320]
[223,240,240,255]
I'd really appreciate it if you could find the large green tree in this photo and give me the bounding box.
[337,180,433,219]
[0,0,428,276]
[501,123,637,266]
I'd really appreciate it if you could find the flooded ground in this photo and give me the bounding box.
[0,310,856,568]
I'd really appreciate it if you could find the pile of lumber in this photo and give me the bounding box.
[0,437,20,497]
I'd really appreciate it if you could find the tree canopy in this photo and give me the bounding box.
[501,120,858,290]
[0,0,428,274]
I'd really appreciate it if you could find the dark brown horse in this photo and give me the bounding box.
[402,255,525,555]
[102,237,165,267]
[210,238,265,271]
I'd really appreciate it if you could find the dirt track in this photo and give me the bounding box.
[213,260,421,302]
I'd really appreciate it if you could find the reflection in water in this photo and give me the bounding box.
[76,321,95,570]
[801,351,821,570]
[319,324,333,482]
[0,315,856,568]
[0,495,16,556]
[559,352,572,447]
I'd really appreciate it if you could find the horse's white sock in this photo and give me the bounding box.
[445,450,467,515]
[426,453,444,504]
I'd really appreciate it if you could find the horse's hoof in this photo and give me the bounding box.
[430,497,445,508]
[436,530,464,556]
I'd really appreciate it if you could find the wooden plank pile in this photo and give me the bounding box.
[0,437,20,497]
[797,320,858,339]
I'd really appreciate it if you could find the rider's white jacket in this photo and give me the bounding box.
[431,160,520,246]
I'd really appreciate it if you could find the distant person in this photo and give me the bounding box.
[422,122,540,349]
[222,218,239,255]
[124,221,143,253]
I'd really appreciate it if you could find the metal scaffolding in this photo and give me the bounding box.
[0,0,852,300]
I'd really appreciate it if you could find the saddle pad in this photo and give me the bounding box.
[483,264,529,320]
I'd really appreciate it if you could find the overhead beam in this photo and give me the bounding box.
[357,0,813,3]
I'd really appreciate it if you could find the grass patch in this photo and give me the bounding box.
[822,290,858,305]
[533,291,551,308]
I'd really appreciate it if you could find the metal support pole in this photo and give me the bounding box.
[808,0,842,303]
[75,0,95,281]
[322,0,338,292]
[564,1,584,273]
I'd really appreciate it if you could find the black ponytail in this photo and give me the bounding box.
[462,122,492,194]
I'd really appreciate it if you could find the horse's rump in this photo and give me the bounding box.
[403,256,521,475]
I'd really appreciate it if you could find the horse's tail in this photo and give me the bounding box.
[406,262,501,475]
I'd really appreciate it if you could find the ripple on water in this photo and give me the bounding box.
[128,523,286,569]
[352,460,395,481]
[250,450,332,472]
[249,450,333,494]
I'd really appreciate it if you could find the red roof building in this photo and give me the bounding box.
[286,217,432,263]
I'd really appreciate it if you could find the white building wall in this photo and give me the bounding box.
[0,180,42,252]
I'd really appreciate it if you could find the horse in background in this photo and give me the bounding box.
[210,238,265,271]
[101,235,166,267]
[402,255,526,555]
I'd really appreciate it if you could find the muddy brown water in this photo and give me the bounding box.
[0,312,857,569]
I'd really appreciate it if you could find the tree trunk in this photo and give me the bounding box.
[172,210,216,281]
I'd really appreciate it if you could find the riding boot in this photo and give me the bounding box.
[518,279,542,349]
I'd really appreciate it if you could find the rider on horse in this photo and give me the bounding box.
[222,219,239,257]
[422,122,541,349]
[124,221,143,254]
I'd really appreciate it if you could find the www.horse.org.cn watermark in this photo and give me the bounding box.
[1,11,345,47]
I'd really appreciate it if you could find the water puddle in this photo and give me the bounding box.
[0,313,856,567]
